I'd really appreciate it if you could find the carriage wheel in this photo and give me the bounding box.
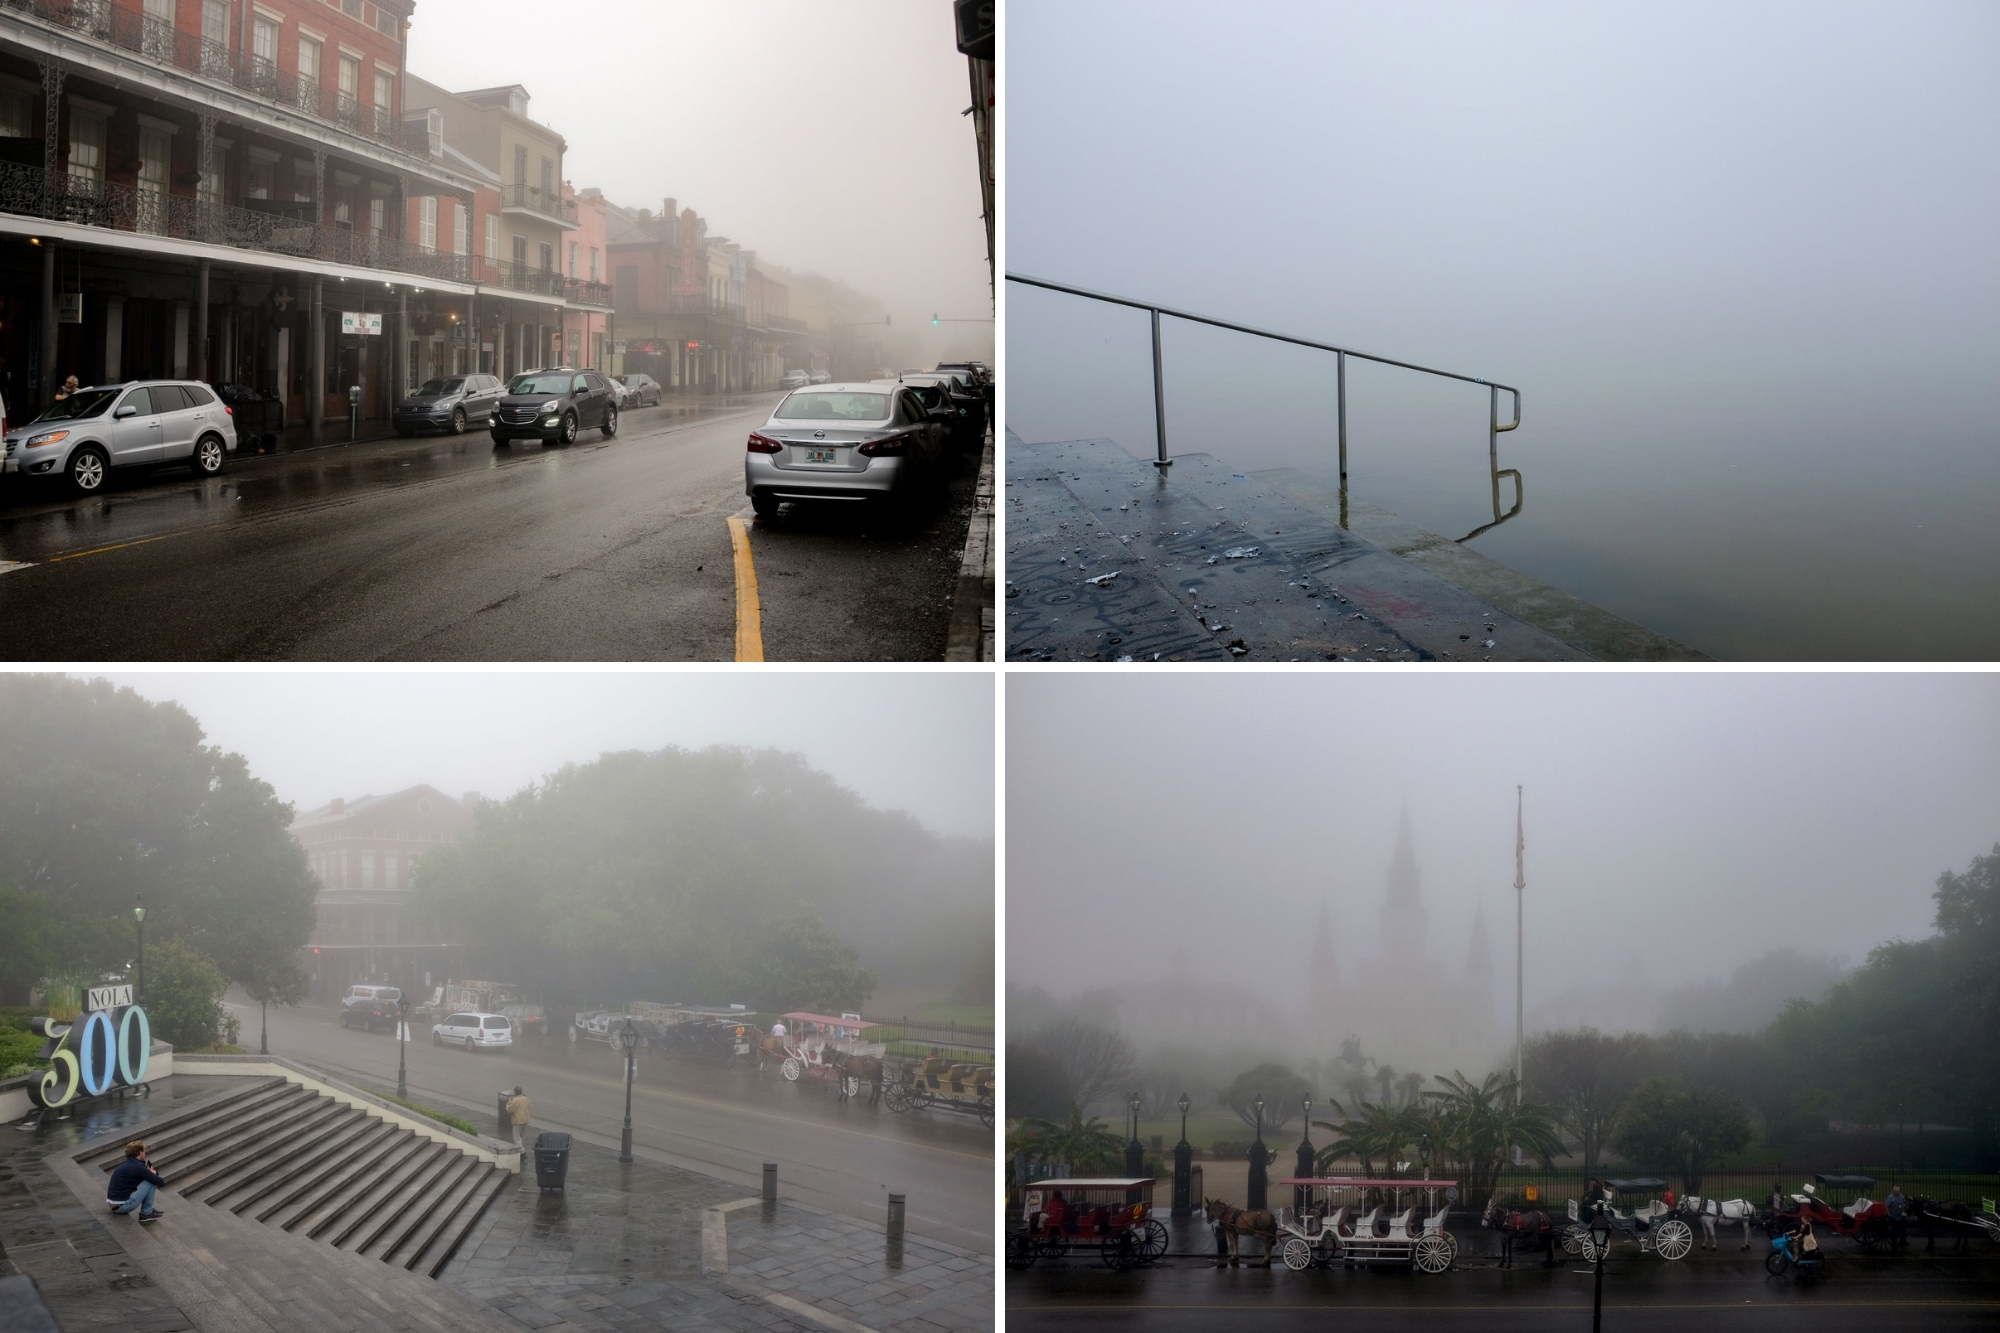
[1561,1225,1586,1255]
[1104,1233,1141,1271]
[1143,1219,1169,1261]
[1281,1237,1314,1271]
[884,1083,912,1113]
[1414,1235,1453,1274]
[841,1075,862,1098]
[781,1057,802,1082]
[1856,1219,1884,1251]
[1040,1234,1072,1261]
[1578,1234,1605,1263]
[1006,1233,1036,1270]
[979,1099,995,1130]
[1442,1232,1460,1260]
[1654,1220,1694,1260]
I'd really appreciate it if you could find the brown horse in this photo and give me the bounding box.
[828,1049,884,1104]
[1205,1197,1279,1268]
[750,1031,789,1072]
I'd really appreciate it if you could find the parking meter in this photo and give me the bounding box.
[348,384,361,440]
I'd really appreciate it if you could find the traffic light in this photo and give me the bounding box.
[932,313,939,326]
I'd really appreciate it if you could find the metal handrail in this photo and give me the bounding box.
[1006,273,1521,487]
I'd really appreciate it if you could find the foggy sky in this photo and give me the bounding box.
[90,672,994,839]
[1007,673,2000,1014]
[408,0,992,361]
[1005,1,2000,659]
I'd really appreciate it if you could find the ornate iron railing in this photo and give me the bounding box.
[497,182,577,225]
[0,161,474,282]
[2,0,435,158]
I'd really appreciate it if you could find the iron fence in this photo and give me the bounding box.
[0,161,474,283]
[3,0,433,157]
[1474,1167,2000,1210]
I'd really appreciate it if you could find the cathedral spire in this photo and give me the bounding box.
[1380,803,1429,961]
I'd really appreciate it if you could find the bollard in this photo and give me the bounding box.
[762,1162,777,1202]
[886,1192,906,1266]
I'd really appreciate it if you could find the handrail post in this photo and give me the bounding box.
[1337,349,1347,488]
[1151,307,1170,469]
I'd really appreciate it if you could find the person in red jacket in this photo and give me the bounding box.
[107,1141,166,1223]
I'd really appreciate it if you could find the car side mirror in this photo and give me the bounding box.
[115,404,137,418]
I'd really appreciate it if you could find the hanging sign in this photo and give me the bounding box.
[27,986,152,1110]
[58,293,83,324]
[340,311,383,335]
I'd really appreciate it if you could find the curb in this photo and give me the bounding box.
[943,431,995,661]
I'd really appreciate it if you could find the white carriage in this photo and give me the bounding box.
[1564,1178,1695,1260]
[1275,1177,1459,1273]
[775,1011,886,1096]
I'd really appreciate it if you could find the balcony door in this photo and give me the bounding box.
[137,126,171,234]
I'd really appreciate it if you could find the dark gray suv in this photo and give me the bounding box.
[490,368,619,447]
[394,373,505,436]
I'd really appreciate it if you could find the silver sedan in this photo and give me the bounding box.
[745,383,945,519]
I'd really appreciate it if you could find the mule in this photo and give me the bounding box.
[1204,1197,1279,1268]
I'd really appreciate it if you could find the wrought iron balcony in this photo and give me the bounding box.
[498,181,577,225]
[1,0,436,159]
[0,161,474,283]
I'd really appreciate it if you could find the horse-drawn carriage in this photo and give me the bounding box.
[1009,1178,1167,1271]
[756,1013,887,1099]
[629,1002,753,1062]
[1271,1178,1459,1273]
[1564,1179,1696,1260]
[884,1050,995,1128]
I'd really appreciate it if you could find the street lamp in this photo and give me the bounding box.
[1248,1093,1268,1210]
[1590,1199,1614,1333]
[1125,1092,1144,1176]
[1420,1131,1431,1183]
[395,994,409,1098]
[1294,1095,1315,1214]
[1172,1093,1193,1217]
[132,895,146,1004]
[618,1018,639,1164]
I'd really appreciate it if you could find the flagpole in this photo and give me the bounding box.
[1514,784,1525,1105]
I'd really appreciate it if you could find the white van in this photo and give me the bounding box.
[431,1011,513,1050]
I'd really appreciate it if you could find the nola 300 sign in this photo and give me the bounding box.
[28,983,152,1110]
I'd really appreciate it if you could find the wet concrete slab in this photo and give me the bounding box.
[1005,437,1591,662]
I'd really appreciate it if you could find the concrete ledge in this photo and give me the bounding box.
[1252,467,1708,662]
[944,431,996,662]
[1,1038,174,1123]
[172,1053,520,1171]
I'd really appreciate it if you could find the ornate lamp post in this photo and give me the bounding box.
[1247,1093,1268,1210]
[1590,1198,1613,1333]
[1421,1131,1431,1183]
[618,1018,639,1164]
[1293,1095,1315,1213]
[395,994,409,1099]
[1171,1093,1193,1217]
[132,895,146,1004]
[1125,1092,1145,1176]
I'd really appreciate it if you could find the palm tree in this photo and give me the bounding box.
[1424,1071,1567,1201]
[1312,1099,1422,1179]
[1375,1062,1397,1105]
[1395,1070,1424,1107]
[1013,1101,1126,1173]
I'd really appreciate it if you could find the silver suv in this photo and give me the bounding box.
[3,380,237,494]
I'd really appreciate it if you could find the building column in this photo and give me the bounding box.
[103,294,124,382]
[467,287,479,374]
[39,243,55,408]
[313,149,327,260]
[397,284,408,400]
[193,261,210,383]
[308,275,324,446]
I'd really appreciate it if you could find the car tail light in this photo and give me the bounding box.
[223,405,233,415]
[747,431,781,453]
[858,433,907,457]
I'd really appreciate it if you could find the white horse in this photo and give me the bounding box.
[1681,1196,1759,1251]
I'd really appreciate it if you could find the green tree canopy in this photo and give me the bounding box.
[145,938,228,1052]
[410,746,986,1011]
[1218,1062,1314,1135]
[0,676,316,1000]
[1611,1077,1753,1194]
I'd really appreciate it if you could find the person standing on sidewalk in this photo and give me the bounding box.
[506,1086,532,1150]
[107,1141,167,1223]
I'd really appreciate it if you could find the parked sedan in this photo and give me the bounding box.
[2,380,236,493]
[431,1011,513,1050]
[614,372,662,407]
[895,372,986,449]
[490,368,619,446]
[394,374,504,436]
[780,369,810,391]
[745,383,945,519]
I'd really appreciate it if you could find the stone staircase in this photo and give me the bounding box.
[73,1076,512,1278]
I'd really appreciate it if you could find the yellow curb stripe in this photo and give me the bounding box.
[727,514,764,661]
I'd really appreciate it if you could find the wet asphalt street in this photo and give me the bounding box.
[0,393,978,660]
[228,997,993,1255]
[1008,1244,2000,1330]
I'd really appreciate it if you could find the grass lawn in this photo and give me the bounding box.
[910,999,995,1029]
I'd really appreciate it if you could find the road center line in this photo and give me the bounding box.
[727,511,764,661]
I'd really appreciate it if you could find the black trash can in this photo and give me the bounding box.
[534,1132,571,1192]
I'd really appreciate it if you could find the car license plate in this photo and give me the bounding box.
[805,447,837,463]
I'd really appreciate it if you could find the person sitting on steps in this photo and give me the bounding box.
[107,1140,167,1224]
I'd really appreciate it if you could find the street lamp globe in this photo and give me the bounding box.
[620,1018,639,1052]
[1176,1092,1190,1117]
[1254,1094,1264,1120]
